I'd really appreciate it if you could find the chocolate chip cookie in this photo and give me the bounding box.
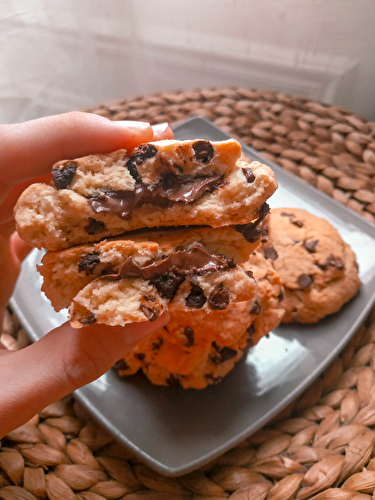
[39,225,261,327]
[14,139,277,250]
[261,208,360,323]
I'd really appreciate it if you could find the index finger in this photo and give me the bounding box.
[0,112,154,187]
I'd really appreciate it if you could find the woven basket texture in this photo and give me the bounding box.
[2,86,375,500]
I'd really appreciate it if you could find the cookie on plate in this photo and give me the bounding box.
[14,139,277,250]
[39,225,262,327]
[261,208,361,323]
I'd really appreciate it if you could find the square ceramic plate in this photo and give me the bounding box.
[11,116,375,476]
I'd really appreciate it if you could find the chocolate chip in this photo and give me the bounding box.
[316,254,344,271]
[327,254,344,270]
[152,337,164,350]
[52,161,78,190]
[212,341,222,353]
[297,274,313,289]
[183,327,194,347]
[291,219,304,227]
[261,222,269,242]
[173,163,184,173]
[250,300,261,315]
[166,374,181,386]
[163,325,170,332]
[192,140,214,163]
[85,218,106,235]
[246,324,255,335]
[150,272,184,300]
[245,270,254,278]
[236,203,270,243]
[242,167,255,183]
[205,374,223,384]
[113,359,130,371]
[303,239,319,253]
[211,342,237,364]
[264,245,278,261]
[80,312,96,326]
[185,284,206,309]
[135,353,145,361]
[208,284,230,310]
[78,253,101,275]
[126,143,158,178]
[139,303,160,321]
[241,337,254,352]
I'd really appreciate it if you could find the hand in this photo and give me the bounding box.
[0,112,173,437]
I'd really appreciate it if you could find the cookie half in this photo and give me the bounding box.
[39,225,261,327]
[261,208,361,323]
[14,139,277,250]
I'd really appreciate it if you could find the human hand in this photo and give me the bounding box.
[0,112,173,436]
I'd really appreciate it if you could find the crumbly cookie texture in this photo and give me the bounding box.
[14,139,277,250]
[115,250,285,389]
[261,208,361,323]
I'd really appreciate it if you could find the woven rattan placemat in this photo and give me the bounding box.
[2,87,375,500]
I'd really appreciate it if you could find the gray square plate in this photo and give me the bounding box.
[11,116,375,476]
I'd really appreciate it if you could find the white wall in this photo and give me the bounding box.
[1,0,375,123]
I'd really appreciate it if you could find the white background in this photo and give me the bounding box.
[1,0,375,124]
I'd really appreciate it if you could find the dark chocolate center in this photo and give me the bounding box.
[88,174,223,220]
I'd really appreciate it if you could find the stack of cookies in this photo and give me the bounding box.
[15,139,279,388]
[15,139,361,389]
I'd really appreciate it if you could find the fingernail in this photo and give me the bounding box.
[152,122,169,134]
[114,120,150,130]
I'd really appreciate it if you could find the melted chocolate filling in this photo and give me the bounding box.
[102,246,236,282]
[88,173,223,220]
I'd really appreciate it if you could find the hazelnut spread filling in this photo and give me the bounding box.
[88,173,224,219]
[101,246,236,282]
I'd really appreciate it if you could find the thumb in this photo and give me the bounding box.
[0,313,168,435]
